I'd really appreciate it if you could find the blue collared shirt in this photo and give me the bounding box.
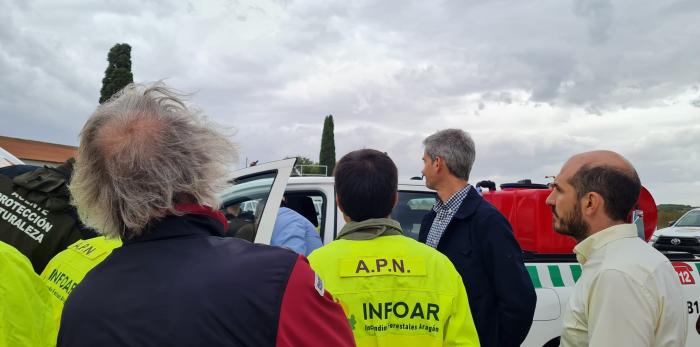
[271,207,323,256]
[426,185,471,248]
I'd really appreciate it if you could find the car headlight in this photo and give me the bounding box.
[649,234,659,244]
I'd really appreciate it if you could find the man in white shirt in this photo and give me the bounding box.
[547,150,687,347]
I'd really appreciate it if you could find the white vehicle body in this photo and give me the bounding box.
[651,208,700,255]
[220,159,700,347]
[0,146,24,166]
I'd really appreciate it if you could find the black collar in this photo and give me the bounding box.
[122,213,227,245]
[452,187,483,220]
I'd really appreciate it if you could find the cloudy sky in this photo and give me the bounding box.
[1,0,699,205]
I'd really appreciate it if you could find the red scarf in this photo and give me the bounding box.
[174,204,229,233]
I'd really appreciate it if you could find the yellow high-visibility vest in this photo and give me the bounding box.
[40,236,121,327]
[308,235,480,347]
[0,241,57,347]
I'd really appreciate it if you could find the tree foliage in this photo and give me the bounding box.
[99,43,134,103]
[319,115,336,176]
[291,156,315,166]
[285,155,325,176]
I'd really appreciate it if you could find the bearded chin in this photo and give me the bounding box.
[553,209,590,242]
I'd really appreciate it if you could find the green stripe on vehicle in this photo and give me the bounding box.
[570,264,582,283]
[527,266,541,288]
[548,265,565,287]
[695,263,700,275]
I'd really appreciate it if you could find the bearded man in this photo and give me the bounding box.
[547,150,686,347]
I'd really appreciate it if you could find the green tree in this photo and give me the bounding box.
[99,43,134,103]
[285,155,325,176]
[291,156,315,166]
[319,115,336,176]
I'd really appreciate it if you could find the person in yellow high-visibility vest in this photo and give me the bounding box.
[0,240,57,347]
[40,236,121,327]
[308,149,480,347]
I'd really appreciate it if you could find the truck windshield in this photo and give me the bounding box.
[675,210,700,227]
[392,191,437,240]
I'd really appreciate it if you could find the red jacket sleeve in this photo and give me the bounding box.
[276,255,356,347]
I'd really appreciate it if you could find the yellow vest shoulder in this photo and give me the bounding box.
[40,236,121,328]
[309,235,461,288]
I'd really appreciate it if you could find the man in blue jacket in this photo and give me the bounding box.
[418,129,536,347]
[271,197,323,256]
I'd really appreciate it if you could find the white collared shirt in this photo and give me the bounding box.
[561,224,687,347]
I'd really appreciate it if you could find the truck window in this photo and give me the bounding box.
[393,191,436,240]
[219,172,277,242]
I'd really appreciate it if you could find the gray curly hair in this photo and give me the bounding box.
[70,82,238,238]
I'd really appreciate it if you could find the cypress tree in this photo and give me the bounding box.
[319,115,336,176]
[99,43,134,103]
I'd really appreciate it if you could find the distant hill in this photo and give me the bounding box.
[657,204,697,228]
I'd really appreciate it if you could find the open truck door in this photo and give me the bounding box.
[218,158,296,244]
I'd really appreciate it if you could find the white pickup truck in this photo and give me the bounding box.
[220,158,700,347]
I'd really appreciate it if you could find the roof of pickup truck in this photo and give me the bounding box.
[288,176,429,188]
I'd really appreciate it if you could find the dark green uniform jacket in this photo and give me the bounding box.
[0,160,89,273]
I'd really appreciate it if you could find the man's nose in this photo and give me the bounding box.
[545,191,555,206]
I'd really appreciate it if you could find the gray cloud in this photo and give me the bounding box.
[1,0,699,205]
[573,0,614,44]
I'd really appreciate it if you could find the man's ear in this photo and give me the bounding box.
[581,192,604,218]
[433,156,442,172]
[393,192,399,208]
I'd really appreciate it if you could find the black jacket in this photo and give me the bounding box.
[58,212,355,347]
[419,188,536,347]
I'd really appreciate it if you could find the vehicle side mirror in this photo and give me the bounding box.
[668,220,676,227]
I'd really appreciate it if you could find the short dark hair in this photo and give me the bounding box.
[334,149,398,222]
[569,164,641,221]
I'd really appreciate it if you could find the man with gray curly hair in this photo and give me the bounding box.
[58,83,355,347]
[418,129,536,347]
